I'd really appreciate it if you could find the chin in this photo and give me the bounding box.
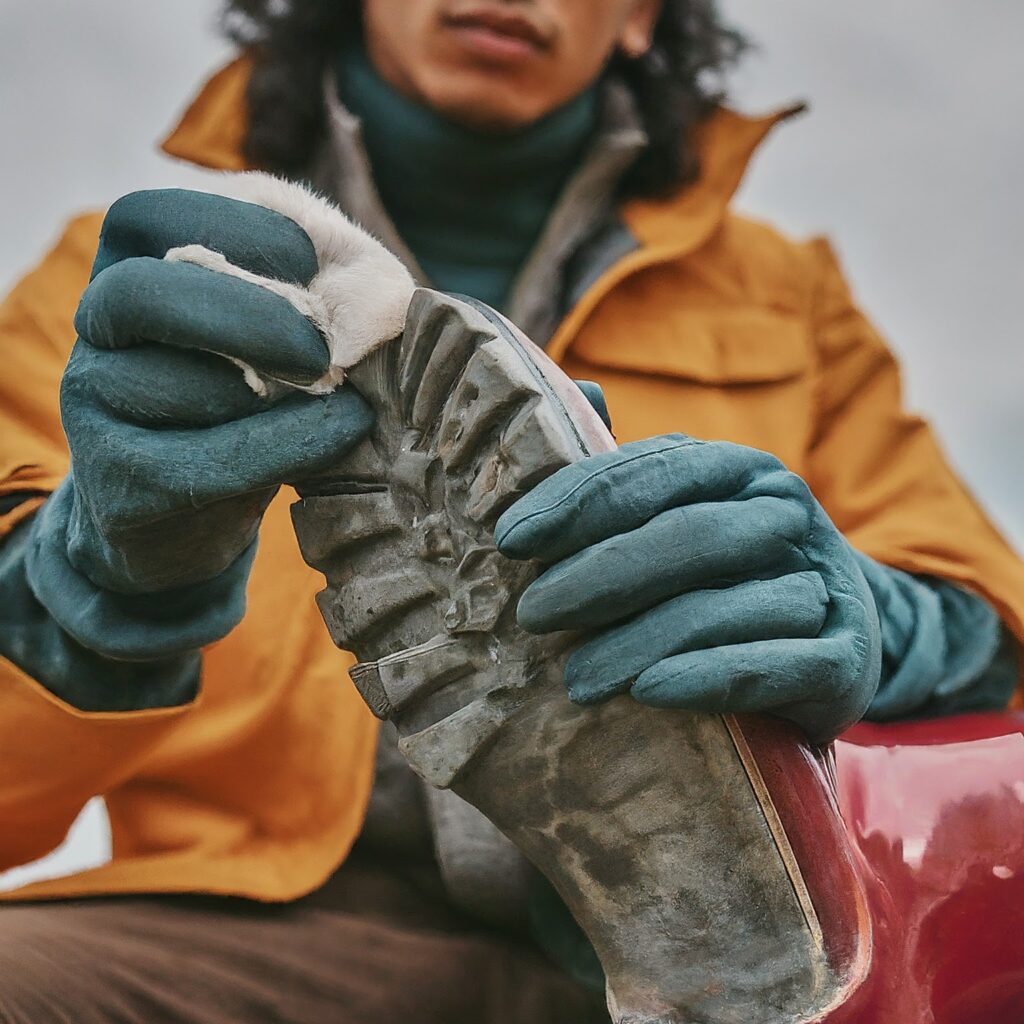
[420,69,552,133]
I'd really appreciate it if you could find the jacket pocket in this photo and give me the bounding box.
[570,306,810,385]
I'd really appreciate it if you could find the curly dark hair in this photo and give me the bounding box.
[221,1,747,198]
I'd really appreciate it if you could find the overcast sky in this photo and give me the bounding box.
[1,0,1021,881]
[726,0,1023,551]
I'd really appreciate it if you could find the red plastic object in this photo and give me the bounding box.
[780,711,1024,1023]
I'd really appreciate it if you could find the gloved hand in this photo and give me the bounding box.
[25,188,374,662]
[495,433,883,745]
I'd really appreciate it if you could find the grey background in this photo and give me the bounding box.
[0,1,1021,881]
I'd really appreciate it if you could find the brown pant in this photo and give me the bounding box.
[0,851,606,1024]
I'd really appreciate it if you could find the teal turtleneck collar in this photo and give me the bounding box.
[335,44,598,311]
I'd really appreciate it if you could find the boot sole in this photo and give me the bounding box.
[292,289,851,1023]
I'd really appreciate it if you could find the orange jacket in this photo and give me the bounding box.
[2,58,1022,902]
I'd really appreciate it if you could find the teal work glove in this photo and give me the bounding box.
[2,190,373,708]
[495,434,883,745]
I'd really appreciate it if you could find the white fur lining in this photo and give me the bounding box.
[165,171,416,395]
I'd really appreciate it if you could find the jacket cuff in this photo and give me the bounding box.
[856,551,1018,720]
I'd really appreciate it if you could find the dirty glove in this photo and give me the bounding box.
[495,434,883,744]
[3,189,375,708]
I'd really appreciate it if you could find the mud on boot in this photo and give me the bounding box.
[179,173,863,1024]
[292,290,858,1024]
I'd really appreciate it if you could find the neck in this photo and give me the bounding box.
[336,44,598,310]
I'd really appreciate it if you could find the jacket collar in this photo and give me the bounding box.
[161,55,257,172]
[160,56,804,360]
[162,55,803,219]
[546,102,804,361]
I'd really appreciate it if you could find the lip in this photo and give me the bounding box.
[443,6,551,61]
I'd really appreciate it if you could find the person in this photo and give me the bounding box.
[1,1,1022,1021]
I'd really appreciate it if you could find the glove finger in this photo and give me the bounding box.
[78,387,374,522]
[63,342,271,428]
[516,495,810,633]
[565,571,828,704]
[92,188,318,285]
[76,257,329,387]
[495,435,782,562]
[631,636,861,744]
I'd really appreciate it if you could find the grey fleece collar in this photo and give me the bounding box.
[308,72,647,345]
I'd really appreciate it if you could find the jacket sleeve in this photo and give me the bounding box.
[0,214,195,871]
[803,237,1024,699]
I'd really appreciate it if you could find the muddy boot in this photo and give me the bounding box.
[181,174,863,1023]
[291,289,863,1024]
